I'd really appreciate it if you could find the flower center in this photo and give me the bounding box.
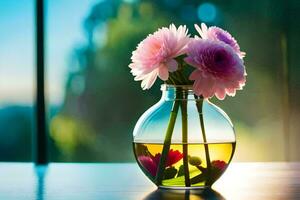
[213,49,228,69]
[204,49,233,78]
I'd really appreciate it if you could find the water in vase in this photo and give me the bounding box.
[133,142,235,188]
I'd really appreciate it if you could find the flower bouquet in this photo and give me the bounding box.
[130,23,246,189]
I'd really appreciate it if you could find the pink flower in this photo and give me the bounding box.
[129,24,190,89]
[211,160,227,171]
[185,39,246,100]
[195,23,245,58]
[138,149,183,177]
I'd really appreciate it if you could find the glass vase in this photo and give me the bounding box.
[133,84,236,189]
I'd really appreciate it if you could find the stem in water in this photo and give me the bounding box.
[181,90,190,186]
[195,96,212,186]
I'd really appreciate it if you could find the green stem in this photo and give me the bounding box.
[166,76,176,85]
[181,91,191,186]
[195,96,212,186]
[168,61,192,85]
[177,70,189,84]
[155,93,180,185]
[169,72,183,85]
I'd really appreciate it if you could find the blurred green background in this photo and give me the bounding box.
[0,0,299,162]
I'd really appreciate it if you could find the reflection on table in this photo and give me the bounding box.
[0,163,299,200]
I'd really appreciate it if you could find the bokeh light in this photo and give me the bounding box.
[197,2,217,22]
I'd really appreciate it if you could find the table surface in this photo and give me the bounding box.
[0,162,299,200]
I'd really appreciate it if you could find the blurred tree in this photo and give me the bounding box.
[0,106,32,161]
[50,1,168,161]
[49,0,300,162]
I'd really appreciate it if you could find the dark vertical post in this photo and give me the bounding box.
[35,0,48,164]
[281,0,290,161]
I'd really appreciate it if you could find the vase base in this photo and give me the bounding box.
[158,185,210,190]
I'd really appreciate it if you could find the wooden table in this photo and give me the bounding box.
[0,163,299,200]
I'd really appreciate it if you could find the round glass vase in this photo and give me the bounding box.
[133,84,236,189]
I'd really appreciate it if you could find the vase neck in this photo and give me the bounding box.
[161,84,201,101]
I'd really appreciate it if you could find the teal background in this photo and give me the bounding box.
[0,0,299,162]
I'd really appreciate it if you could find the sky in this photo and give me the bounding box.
[0,0,98,106]
[0,0,217,107]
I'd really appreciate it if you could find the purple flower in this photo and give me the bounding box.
[195,23,245,58]
[138,155,158,177]
[185,39,246,100]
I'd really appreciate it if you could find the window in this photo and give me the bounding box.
[1,0,299,162]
